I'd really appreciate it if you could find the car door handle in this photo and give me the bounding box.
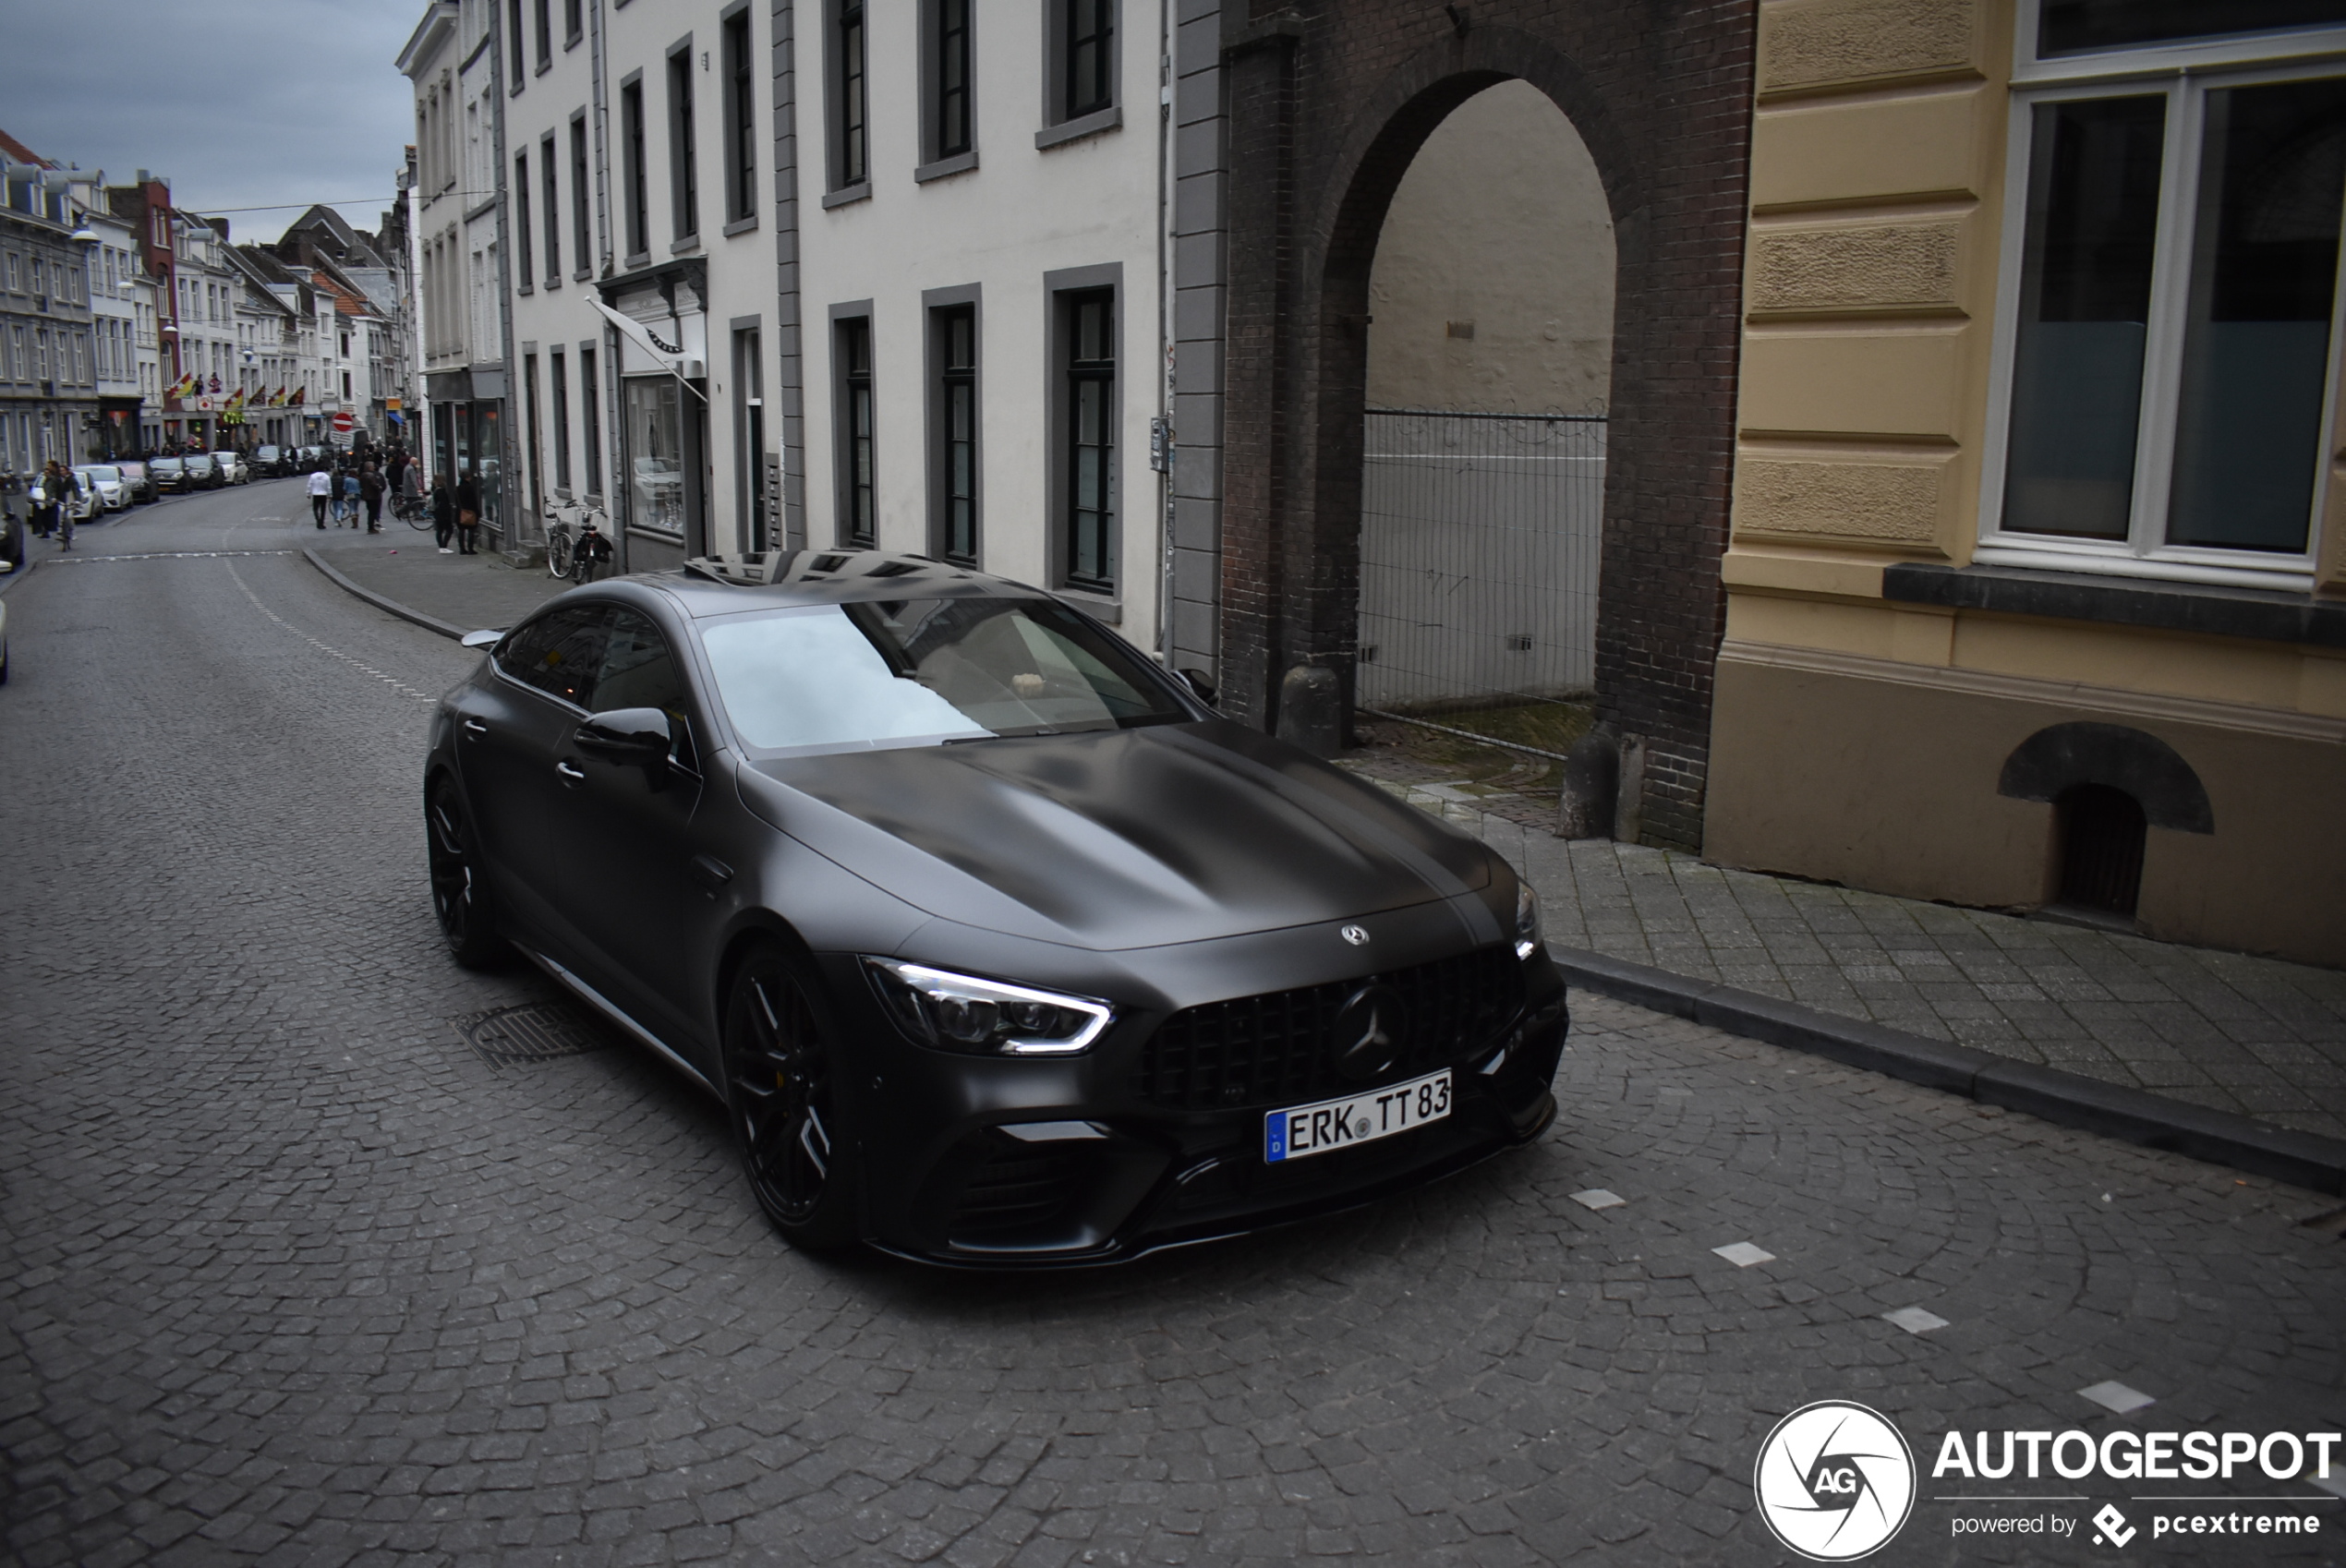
[555,760,586,784]
[691,854,733,889]
[460,717,488,738]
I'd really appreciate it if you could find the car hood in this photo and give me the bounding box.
[735,719,1493,951]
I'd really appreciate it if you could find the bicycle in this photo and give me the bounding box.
[545,501,611,581]
[396,493,431,530]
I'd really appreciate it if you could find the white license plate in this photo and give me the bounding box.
[1264,1068,1451,1163]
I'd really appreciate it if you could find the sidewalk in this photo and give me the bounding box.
[1357,772,2346,1144]
[306,526,569,635]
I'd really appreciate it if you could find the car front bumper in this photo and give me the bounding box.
[816,922,1569,1268]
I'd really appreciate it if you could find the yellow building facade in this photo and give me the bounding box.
[1709,0,2346,966]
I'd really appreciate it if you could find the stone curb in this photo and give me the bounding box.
[1552,945,2346,1197]
[302,549,466,641]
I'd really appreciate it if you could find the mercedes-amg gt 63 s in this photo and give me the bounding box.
[423,551,1567,1265]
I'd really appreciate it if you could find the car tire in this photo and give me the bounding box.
[425,777,507,969]
[722,942,861,1252]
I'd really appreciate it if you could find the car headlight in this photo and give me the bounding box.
[862,959,1114,1055]
[1515,882,1543,961]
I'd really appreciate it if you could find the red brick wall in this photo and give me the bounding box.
[1215,0,1756,851]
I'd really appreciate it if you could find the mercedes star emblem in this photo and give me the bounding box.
[1341,924,1370,947]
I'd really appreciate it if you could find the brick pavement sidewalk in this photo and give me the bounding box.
[1357,773,2346,1143]
[306,526,571,635]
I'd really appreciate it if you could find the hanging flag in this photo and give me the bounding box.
[225,388,246,411]
[289,386,305,406]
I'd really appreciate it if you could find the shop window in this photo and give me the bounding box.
[626,376,685,535]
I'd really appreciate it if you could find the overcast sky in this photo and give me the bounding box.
[0,0,419,244]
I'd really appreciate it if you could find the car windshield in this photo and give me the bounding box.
[698,597,1191,754]
[79,466,118,481]
[256,447,279,459]
[151,459,182,471]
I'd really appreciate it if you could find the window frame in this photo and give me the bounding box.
[540,132,562,284]
[621,74,649,264]
[1046,267,1121,598]
[925,286,982,565]
[551,346,572,492]
[831,306,877,548]
[580,343,603,494]
[514,150,535,291]
[918,0,979,180]
[534,0,551,72]
[825,0,871,202]
[1978,29,2346,591]
[721,6,759,230]
[1040,0,1120,148]
[570,113,594,280]
[669,35,700,245]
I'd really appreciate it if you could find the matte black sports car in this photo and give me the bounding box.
[424,551,1566,1265]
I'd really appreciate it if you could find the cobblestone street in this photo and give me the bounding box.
[3,486,2343,1567]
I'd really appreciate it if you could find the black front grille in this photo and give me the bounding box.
[1137,946,1524,1112]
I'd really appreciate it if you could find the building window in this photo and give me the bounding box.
[534,0,551,69]
[832,0,868,191]
[928,0,973,163]
[551,350,572,490]
[723,10,757,224]
[524,352,543,513]
[1988,21,2346,584]
[836,316,875,546]
[626,376,685,535]
[735,326,768,550]
[1063,0,1115,122]
[509,0,526,83]
[571,115,592,274]
[932,303,978,563]
[565,0,582,46]
[669,42,699,241]
[541,134,562,283]
[514,151,535,284]
[580,345,602,493]
[1061,289,1115,592]
[622,78,648,259]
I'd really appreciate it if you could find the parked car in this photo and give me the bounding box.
[0,590,9,683]
[251,444,285,477]
[47,470,100,525]
[180,454,221,489]
[296,445,327,472]
[115,459,154,503]
[74,464,129,512]
[424,551,1566,1265]
[147,456,187,494]
[212,451,249,486]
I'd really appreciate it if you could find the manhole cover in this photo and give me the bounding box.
[458,1002,613,1067]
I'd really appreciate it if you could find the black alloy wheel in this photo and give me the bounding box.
[723,944,859,1251]
[426,778,506,968]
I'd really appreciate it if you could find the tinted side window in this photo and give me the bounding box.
[496,605,610,708]
[598,609,698,769]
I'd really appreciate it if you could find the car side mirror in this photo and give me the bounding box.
[1179,669,1219,708]
[575,706,672,765]
[460,628,502,649]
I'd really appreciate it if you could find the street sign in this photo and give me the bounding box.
[332,411,356,433]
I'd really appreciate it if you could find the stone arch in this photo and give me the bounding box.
[1997,722,2216,834]
[1215,5,1752,850]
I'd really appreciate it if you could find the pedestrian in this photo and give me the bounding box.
[307,464,332,528]
[398,454,424,522]
[30,459,59,539]
[41,460,76,552]
[453,470,481,555]
[340,466,361,528]
[359,463,385,534]
[430,475,456,553]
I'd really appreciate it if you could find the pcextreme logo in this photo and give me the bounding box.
[1754,1401,1919,1561]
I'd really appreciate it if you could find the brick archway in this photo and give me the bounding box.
[1214,4,1755,850]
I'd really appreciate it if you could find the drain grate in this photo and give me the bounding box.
[458,1002,613,1067]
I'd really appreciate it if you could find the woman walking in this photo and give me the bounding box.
[359,463,386,534]
[430,475,456,553]
[453,471,481,555]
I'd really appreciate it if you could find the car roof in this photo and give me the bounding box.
[648,550,1055,619]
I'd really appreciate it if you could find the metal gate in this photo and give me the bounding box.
[1356,409,1602,721]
